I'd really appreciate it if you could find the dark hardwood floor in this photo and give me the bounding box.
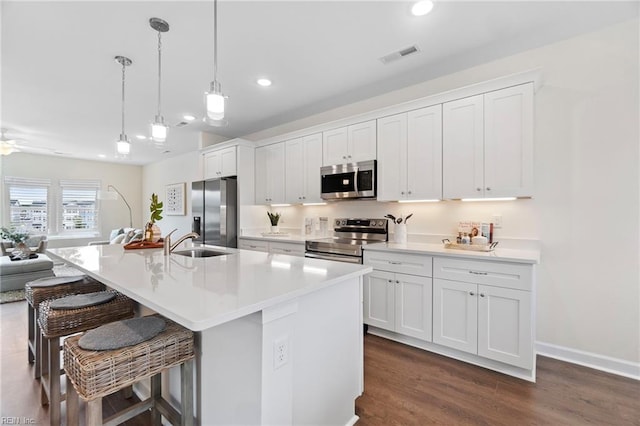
[2,299,639,425]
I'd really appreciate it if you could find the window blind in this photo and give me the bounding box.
[60,180,100,232]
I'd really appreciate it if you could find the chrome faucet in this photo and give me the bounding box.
[163,229,200,255]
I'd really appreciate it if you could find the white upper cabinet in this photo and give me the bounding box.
[377,105,442,201]
[255,143,285,205]
[322,120,376,166]
[285,133,322,204]
[443,83,533,199]
[203,146,237,179]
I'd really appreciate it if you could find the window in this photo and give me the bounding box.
[59,180,100,234]
[5,177,51,233]
[3,177,101,236]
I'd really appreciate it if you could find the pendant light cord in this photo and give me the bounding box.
[121,61,126,135]
[157,31,162,117]
[213,0,218,81]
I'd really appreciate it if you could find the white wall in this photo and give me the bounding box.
[0,152,142,246]
[241,19,640,365]
[142,150,202,239]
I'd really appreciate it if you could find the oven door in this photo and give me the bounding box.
[305,252,362,264]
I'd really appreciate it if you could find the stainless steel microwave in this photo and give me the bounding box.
[320,160,376,200]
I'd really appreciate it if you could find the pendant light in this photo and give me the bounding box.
[150,18,169,144]
[115,56,132,157]
[204,0,227,125]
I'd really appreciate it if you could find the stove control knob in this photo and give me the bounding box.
[341,220,347,226]
[335,220,341,226]
[378,220,384,226]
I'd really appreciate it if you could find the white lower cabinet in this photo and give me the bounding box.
[433,257,533,370]
[364,270,432,341]
[363,252,433,342]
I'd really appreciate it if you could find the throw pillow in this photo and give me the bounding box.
[110,234,126,244]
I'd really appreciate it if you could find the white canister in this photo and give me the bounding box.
[472,235,488,245]
[394,224,407,244]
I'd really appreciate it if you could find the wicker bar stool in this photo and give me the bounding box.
[64,314,195,426]
[25,275,105,379]
[38,290,135,426]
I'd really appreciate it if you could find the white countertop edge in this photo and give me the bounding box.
[46,249,372,331]
[363,242,540,264]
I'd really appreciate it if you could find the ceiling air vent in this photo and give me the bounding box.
[379,45,420,65]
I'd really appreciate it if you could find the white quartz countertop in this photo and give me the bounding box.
[364,242,540,264]
[46,244,371,331]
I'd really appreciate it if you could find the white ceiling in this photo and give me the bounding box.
[1,1,637,165]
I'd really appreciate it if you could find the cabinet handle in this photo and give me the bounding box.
[469,271,488,275]
[476,187,482,191]
[469,291,475,296]
[348,155,352,159]
[480,293,485,298]
[401,191,405,195]
[387,280,393,283]
[388,261,401,265]
[343,156,347,159]
[302,196,306,200]
[408,191,412,195]
[283,249,291,252]
[396,280,399,284]
[486,187,491,191]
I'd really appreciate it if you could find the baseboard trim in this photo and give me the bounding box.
[536,341,640,380]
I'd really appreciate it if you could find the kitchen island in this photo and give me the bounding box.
[46,244,372,426]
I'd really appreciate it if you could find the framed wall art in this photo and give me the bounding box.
[165,182,186,215]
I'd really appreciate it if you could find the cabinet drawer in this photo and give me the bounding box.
[238,239,269,252]
[433,257,532,291]
[364,251,432,277]
[269,241,305,256]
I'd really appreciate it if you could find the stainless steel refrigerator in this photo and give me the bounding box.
[191,177,237,248]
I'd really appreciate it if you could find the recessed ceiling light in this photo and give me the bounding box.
[98,154,106,158]
[257,78,272,87]
[183,114,196,121]
[412,1,434,16]
[135,135,147,140]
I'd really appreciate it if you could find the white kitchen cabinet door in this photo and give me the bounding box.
[322,127,349,166]
[348,120,377,163]
[484,83,534,198]
[363,270,395,332]
[407,105,442,200]
[203,147,237,179]
[285,133,322,204]
[302,133,323,203]
[255,143,285,205]
[477,285,533,369]
[395,273,432,342]
[433,278,477,354]
[376,113,407,201]
[443,95,484,199]
[285,138,305,204]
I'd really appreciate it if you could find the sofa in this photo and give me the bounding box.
[88,228,144,246]
[0,235,54,292]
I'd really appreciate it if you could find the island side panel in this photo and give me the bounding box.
[292,276,362,425]
[198,312,263,425]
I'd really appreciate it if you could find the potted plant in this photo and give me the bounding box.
[267,211,281,233]
[145,193,163,242]
[0,226,32,257]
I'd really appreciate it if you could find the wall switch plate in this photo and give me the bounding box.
[492,215,503,229]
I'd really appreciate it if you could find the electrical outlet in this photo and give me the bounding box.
[492,215,503,229]
[273,336,289,370]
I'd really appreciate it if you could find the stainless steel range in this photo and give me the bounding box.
[305,218,388,264]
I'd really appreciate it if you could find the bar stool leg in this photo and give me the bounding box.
[28,304,35,364]
[44,336,61,426]
[66,376,79,426]
[86,398,102,425]
[181,359,194,426]
[40,334,49,406]
[151,373,162,426]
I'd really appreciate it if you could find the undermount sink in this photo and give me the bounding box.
[172,248,229,258]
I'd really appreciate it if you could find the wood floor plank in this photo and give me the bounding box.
[2,300,639,425]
